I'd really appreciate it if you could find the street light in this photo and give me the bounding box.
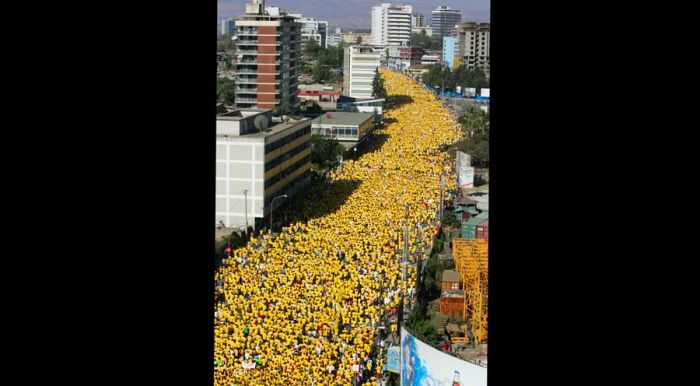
[269,194,288,231]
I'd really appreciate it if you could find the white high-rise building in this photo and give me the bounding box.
[371,3,412,46]
[343,45,381,98]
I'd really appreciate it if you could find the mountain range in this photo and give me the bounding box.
[218,0,490,29]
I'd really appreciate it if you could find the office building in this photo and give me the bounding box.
[455,22,490,76]
[431,6,462,39]
[221,18,236,36]
[442,36,457,68]
[216,108,312,229]
[371,3,412,46]
[343,45,381,98]
[234,0,301,111]
[412,13,426,27]
[311,111,376,150]
[387,45,425,72]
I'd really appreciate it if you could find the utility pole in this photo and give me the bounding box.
[243,189,248,235]
[439,175,445,222]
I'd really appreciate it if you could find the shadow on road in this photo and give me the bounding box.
[386,94,414,109]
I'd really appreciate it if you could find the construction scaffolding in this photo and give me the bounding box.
[452,238,488,344]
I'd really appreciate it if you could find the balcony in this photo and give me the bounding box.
[233,68,258,74]
[236,78,258,84]
[236,29,258,35]
[235,97,258,103]
[237,50,259,55]
[235,87,257,93]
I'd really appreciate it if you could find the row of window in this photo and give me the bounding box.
[264,154,309,190]
[264,126,311,154]
[318,127,359,137]
[264,163,311,203]
[265,141,310,172]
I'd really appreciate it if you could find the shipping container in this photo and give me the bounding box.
[476,219,489,240]
[461,216,487,239]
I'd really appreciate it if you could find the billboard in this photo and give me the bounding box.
[479,88,490,98]
[465,88,476,97]
[401,328,487,386]
[456,152,474,188]
[386,346,401,373]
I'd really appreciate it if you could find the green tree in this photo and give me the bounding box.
[217,34,235,52]
[310,134,343,168]
[216,77,236,105]
[303,39,322,59]
[273,100,294,117]
[372,68,387,99]
[456,108,489,166]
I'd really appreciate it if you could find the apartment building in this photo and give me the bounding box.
[234,0,301,111]
[371,3,412,46]
[343,45,381,98]
[455,21,490,76]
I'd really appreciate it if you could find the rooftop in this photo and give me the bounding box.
[311,111,374,127]
[442,270,461,283]
[240,117,310,138]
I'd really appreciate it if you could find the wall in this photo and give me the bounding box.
[401,328,487,386]
[215,136,265,228]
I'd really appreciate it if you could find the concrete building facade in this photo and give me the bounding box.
[455,22,490,76]
[371,3,413,46]
[387,45,425,72]
[412,13,426,28]
[311,111,376,150]
[431,5,462,39]
[293,16,328,49]
[343,45,381,98]
[442,36,457,68]
[221,18,235,36]
[234,0,301,111]
[216,108,312,229]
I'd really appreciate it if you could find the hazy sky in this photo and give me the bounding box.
[218,1,490,29]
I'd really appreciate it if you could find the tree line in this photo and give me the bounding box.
[421,64,489,92]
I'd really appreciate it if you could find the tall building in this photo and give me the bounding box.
[234,0,301,111]
[216,108,312,229]
[431,6,462,39]
[442,36,457,68]
[297,17,328,49]
[412,13,426,28]
[455,22,490,76]
[343,45,381,98]
[335,27,342,34]
[371,3,413,46]
[221,18,235,36]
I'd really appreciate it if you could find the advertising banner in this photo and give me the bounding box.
[465,88,476,97]
[456,152,474,188]
[401,328,487,386]
[479,88,490,98]
[386,346,401,373]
